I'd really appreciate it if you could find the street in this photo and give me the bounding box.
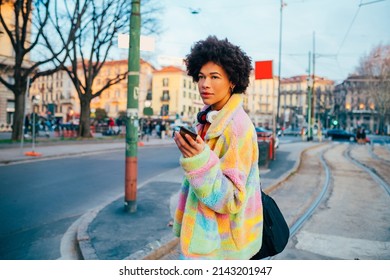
[0,145,181,260]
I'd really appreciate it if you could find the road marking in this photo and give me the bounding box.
[296,231,390,259]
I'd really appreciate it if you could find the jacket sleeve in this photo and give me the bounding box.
[180,123,256,214]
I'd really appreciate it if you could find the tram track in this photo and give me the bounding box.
[346,145,390,196]
[272,142,390,260]
[157,141,390,260]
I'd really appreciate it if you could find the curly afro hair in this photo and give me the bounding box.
[185,36,253,94]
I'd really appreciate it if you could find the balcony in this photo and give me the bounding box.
[160,95,170,102]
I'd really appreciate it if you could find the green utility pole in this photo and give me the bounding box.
[307,51,313,141]
[124,0,141,213]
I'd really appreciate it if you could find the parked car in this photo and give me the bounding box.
[325,129,356,142]
[255,127,279,149]
[281,127,301,136]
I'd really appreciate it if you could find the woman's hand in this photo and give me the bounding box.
[174,131,205,158]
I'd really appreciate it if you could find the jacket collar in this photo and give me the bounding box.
[198,94,243,140]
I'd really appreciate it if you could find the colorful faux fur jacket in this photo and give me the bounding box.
[173,94,263,259]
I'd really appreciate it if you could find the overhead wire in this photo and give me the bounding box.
[336,1,362,57]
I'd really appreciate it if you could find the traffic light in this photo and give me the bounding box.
[332,119,338,126]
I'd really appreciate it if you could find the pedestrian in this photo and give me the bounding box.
[24,115,30,135]
[356,127,364,144]
[173,36,263,259]
[317,123,322,142]
[360,128,366,144]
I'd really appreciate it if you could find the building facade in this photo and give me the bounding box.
[245,72,278,129]
[29,59,155,123]
[279,75,334,129]
[151,66,203,123]
[0,1,18,130]
[333,75,389,134]
[29,71,78,123]
[90,59,155,119]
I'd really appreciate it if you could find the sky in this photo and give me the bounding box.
[141,0,390,84]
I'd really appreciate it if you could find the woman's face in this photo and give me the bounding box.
[198,61,234,111]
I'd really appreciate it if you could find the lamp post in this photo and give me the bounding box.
[124,0,141,213]
[25,95,42,157]
[276,0,286,133]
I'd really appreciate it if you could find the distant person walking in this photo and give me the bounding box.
[173,36,263,259]
[356,127,366,144]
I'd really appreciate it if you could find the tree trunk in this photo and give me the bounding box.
[79,97,92,138]
[11,88,26,141]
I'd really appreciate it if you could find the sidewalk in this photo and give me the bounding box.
[0,136,174,166]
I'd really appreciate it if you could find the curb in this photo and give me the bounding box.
[0,141,175,166]
[74,167,182,260]
[126,235,179,260]
[0,148,124,166]
[263,142,327,195]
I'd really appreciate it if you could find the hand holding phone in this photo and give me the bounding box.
[179,126,198,144]
[174,126,204,158]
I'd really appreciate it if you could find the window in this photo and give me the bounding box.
[162,90,170,101]
[146,90,152,100]
[6,100,15,112]
[163,78,169,87]
[161,104,169,116]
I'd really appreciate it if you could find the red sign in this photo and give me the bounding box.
[255,60,273,80]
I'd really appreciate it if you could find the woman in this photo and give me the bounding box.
[173,36,263,259]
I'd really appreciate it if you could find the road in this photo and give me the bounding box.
[0,145,181,260]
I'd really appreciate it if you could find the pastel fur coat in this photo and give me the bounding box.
[173,94,263,259]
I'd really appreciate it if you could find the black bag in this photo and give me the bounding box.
[251,190,290,259]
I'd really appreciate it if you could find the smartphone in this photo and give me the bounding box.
[179,126,198,144]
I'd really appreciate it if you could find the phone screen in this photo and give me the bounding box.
[179,126,197,143]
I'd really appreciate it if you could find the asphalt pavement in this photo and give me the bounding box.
[0,133,319,260]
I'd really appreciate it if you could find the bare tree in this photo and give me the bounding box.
[46,0,162,138]
[356,43,390,134]
[0,0,72,141]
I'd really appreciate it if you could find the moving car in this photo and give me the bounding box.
[325,129,356,142]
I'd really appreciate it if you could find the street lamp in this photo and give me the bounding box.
[25,95,42,157]
[276,0,286,133]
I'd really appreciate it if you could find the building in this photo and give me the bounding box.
[0,0,30,131]
[333,75,389,134]
[1,0,36,135]
[29,59,155,123]
[29,70,78,123]
[151,65,203,123]
[245,72,278,129]
[279,75,334,129]
[90,59,155,119]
